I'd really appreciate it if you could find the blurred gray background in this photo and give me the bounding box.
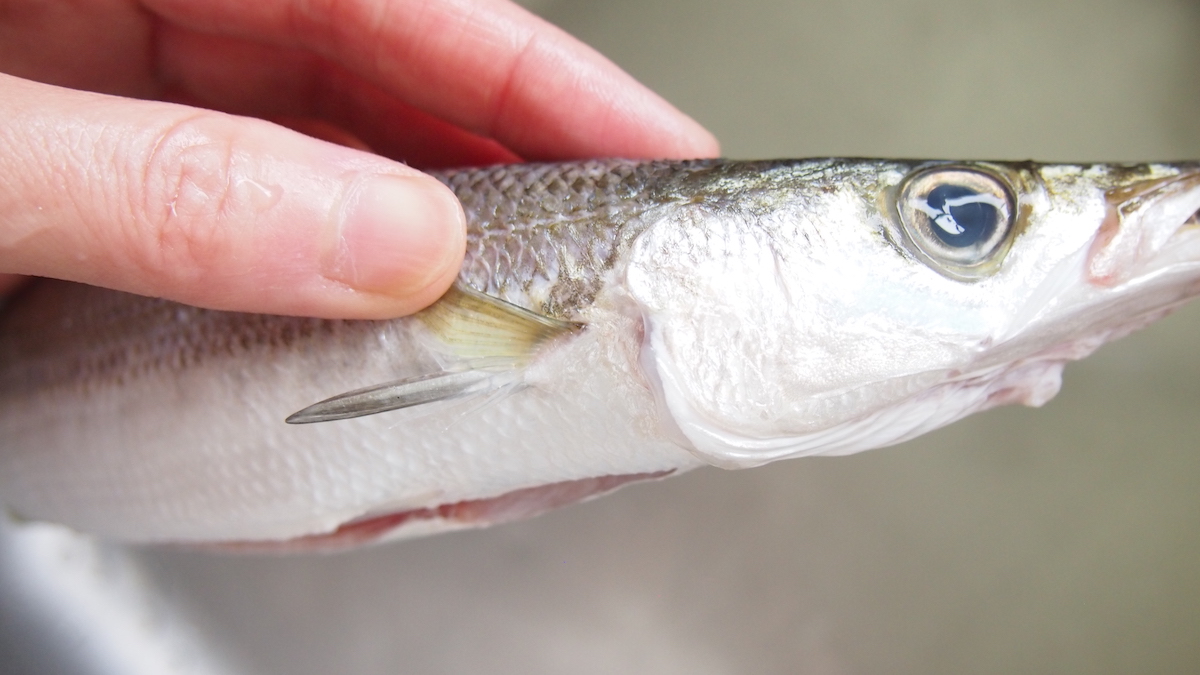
[5,0,1200,673]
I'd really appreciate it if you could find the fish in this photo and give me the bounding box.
[2,158,1199,550]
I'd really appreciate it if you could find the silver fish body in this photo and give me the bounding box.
[2,158,1199,547]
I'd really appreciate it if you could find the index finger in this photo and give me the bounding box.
[145,0,720,161]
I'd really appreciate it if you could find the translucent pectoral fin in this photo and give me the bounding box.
[287,283,583,424]
[416,283,583,361]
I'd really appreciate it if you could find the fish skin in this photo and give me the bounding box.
[2,158,1200,546]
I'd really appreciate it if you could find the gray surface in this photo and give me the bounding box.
[6,0,1200,673]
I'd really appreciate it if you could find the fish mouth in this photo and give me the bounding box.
[1086,170,1200,285]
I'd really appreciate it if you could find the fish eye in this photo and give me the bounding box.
[896,166,1016,278]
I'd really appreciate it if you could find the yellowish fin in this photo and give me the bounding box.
[417,283,582,364]
[286,284,582,424]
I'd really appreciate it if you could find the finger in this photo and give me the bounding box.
[145,0,720,160]
[0,274,26,298]
[156,27,521,168]
[0,0,155,97]
[267,117,374,152]
[0,74,465,319]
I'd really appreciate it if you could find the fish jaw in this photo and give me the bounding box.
[626,161,1200,468]
[993,165,1200,364]
[1086,170,1200,286]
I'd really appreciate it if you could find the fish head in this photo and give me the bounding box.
[626,159,1200,467]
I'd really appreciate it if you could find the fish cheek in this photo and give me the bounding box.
[623,209,812,459]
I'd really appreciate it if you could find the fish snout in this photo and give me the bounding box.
[1086,170,1200,285]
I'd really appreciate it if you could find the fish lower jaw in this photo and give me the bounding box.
[654,358,1068,470]
[1086,173,1200,286]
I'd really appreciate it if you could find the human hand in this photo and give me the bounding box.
[0,0,718,318]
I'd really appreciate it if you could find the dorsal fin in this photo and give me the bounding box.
[286,284,583,424]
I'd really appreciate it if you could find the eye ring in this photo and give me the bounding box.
[895,165,1017,279]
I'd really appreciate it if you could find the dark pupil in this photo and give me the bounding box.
[924,184,997,248]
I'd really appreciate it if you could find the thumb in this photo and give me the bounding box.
[0,74,465,319]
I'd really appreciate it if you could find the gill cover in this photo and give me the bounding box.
[625,162,1033,468]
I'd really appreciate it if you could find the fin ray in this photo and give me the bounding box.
[287,284,583,424]
[417,283,582,362]
[286,370,496,424]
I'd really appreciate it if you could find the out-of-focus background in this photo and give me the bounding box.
[4,0,1200,673]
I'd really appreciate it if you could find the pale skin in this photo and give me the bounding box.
[0,0,719,319]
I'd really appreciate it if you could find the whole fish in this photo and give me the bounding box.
[2,158,1198,549]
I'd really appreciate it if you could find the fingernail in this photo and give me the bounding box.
[324,174,464,296]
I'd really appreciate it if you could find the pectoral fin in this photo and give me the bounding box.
[417,283,582,362]
[285,370,501,424]
[286,284,582,424]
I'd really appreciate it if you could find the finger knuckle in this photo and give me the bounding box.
[132,113,254,286]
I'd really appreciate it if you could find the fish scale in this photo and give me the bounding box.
[444,158,716,317]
